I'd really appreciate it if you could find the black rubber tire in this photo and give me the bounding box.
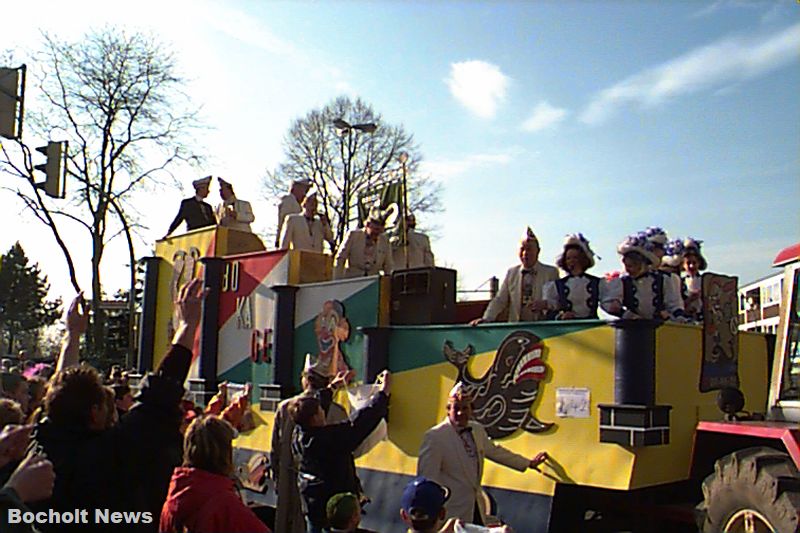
[698,446,800,532]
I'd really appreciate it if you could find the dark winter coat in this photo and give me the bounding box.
[28,344,192,532]
[292,391,388,528]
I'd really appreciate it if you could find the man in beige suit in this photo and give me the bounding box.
[279,192,334,253]
[392,214,435,270]
[333,211,394,279]
[417,385,547,524]
[276,178,312,247]
[471,227,558,325]
[216,178,255,232]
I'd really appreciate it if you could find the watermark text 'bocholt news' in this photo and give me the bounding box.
[8,508,154,525]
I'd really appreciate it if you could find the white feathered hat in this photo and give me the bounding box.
[617,232,659,266]
[682,237,707,271]
[644,226,669,247]
[557,233,596,270]
[661,238,685,269]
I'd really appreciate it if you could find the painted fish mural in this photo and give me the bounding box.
[443,330,553,439]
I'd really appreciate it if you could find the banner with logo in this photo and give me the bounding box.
[699,273,740,392]
[357,180,405,244]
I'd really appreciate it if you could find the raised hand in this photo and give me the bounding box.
[374,370,391,395]
[175,278,207,329]
[65,292,88,335]
[0,424,33,467]
[172,278,209,348]
[6,453,55,503]
[530,451,548,469]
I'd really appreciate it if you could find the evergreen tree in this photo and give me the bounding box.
[0,243,62,354]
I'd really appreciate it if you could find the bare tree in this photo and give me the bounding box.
[0,28,203,355]
[263,95,442,249]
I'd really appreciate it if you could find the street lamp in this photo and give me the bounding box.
[398,151,410,268]
[332,118,377,238]
[334,118,377,135]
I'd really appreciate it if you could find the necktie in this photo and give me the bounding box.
[458,426,477,459]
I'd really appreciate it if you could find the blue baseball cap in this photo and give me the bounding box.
[401,477,450,520]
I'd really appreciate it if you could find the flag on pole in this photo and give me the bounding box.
[357,180,405,245]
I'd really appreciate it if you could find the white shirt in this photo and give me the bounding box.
[279,213,333,253]
[391,229,435,269]
[216,197,254,232]
[602,271,686,320]
[276,194,302,246]
[333,229,394,279]
[682,272,703,318]
[543,274,604,318]
[482,262,559,322]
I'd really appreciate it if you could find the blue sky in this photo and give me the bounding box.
[3,0,799,300]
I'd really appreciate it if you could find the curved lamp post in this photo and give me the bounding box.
[332,118,377,238]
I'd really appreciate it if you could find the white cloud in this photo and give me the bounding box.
[521,101,568,132]
[445,60,510,118]
[690,0,726,19]
[581,22,800,125]
[421,148,523,182]
[194,1,349,87]
[690,0,779,21]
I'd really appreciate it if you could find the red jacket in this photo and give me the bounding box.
[159,467,270,533]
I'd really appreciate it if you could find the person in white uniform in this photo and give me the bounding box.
[215,178,255,232]
[392,214,435,270]
[417,384,547,525]
[333,210,394,279]
[602,232,687,321]
[470,227,558,325]
[644,226,685,318]
[279,192,334,253]
[543,233,604,319]
[681,237,707,322]
[276,178,312,247]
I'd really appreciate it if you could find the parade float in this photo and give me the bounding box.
[137,226,800,532]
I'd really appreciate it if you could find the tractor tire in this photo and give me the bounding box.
[698,446,800,533]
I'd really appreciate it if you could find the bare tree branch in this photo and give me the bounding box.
[262,95,442,249]
[1,28,205,356]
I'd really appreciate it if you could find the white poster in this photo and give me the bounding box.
[555,387,591,418]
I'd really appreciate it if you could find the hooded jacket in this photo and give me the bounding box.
[292,391,389,528]
[159,467,269,533]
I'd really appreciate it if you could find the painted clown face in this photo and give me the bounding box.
[314,301,351,369]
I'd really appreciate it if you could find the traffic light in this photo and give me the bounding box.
[34,141,67,199]
[0,65,25,140]
[134,259,147,311]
